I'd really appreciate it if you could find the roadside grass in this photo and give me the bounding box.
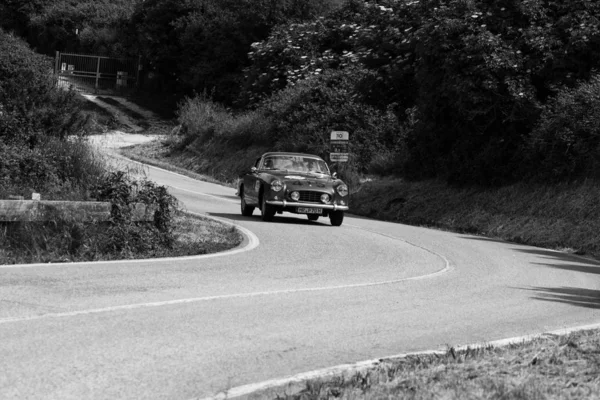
[118,139,233,187]
[350,178,600,260]
[0,212,242,264]
[280,329,600,400]
[171,212,242,256]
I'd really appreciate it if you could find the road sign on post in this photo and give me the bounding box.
[330,131,349,162]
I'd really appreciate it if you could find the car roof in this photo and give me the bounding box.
[262,152,324,160]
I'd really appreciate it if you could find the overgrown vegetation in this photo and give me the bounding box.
[279,330,600,399]
[4,0,599,185]
[0,29,241,264]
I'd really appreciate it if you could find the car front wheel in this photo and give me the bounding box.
[240,190,254,217]
[261,195,275,222]
[329,210,344,226]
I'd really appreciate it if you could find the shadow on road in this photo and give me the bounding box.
[525,286,600,310]
[462,235,600,269]
[207,212,328,226]
[512,248,600,276]
[463,236,600,309]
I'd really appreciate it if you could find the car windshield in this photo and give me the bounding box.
[262,156,330,175]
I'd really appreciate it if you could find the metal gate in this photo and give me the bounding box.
[54,52,140,94]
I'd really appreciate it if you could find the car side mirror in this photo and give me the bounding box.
[251,167,257,173]
[332,172,337,179]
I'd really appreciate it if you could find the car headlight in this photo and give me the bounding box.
[336,184,348,197]
[290,191,300,201]
[270,180,283,192]
[320,194,330,204]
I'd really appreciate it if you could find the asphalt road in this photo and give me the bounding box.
[1,139,599,399]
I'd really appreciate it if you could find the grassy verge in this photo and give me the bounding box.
[350,178,600,260]
[0,212,242,264]
[276,329,600,399]
[118,136,236,187]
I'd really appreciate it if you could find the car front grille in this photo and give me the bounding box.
[297,191,325,203]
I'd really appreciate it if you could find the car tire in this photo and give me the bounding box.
[240,189,254,217]
[329,210,344,226]
[261,195,275,222]
[307,214,319,221]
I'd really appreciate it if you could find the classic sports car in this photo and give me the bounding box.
[238,152,349,226]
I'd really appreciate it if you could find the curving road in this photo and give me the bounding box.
[1,140,599,399]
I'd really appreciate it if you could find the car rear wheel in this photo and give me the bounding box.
[307,214,319,221]
[240,189,254,217]
[329,210,344,226]
[261,195,275,222]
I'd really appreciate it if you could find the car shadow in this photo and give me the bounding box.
[207,212,328,226]
[522,286,600,310]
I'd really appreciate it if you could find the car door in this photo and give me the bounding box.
[243,156,262,205]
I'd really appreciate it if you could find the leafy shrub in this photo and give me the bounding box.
[261,67,403,172]
[528,74,600,181]
[0,29,85,146]
[0,137,105,200]
[93,171,178,235]
[174,66,403,181]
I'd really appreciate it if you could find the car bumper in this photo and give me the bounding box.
[266,200,349,211]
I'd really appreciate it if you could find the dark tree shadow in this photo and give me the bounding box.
[464,236,600,310]
[524,286,600,310]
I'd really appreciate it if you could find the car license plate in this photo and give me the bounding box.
[298,207,322,214]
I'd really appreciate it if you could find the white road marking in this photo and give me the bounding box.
[197,321,600,400]
[0,259,449,325]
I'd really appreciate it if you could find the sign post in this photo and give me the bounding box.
[330,131,349,162]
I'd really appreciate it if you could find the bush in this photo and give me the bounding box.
[528,74,600,181]
[0,171,181,264]
[261,67,403,173]
[0,137,106,200]
[174,67,404,181]
[0,29,85,146]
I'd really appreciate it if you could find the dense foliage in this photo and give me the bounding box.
[3,0,600,185]
[0,31,182,263]
[127,0,342,102]
[0,0,139,56]
[239,0,600,184]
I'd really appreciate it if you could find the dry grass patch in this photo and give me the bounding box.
[171,213,242,256]
[286,330,600,399]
